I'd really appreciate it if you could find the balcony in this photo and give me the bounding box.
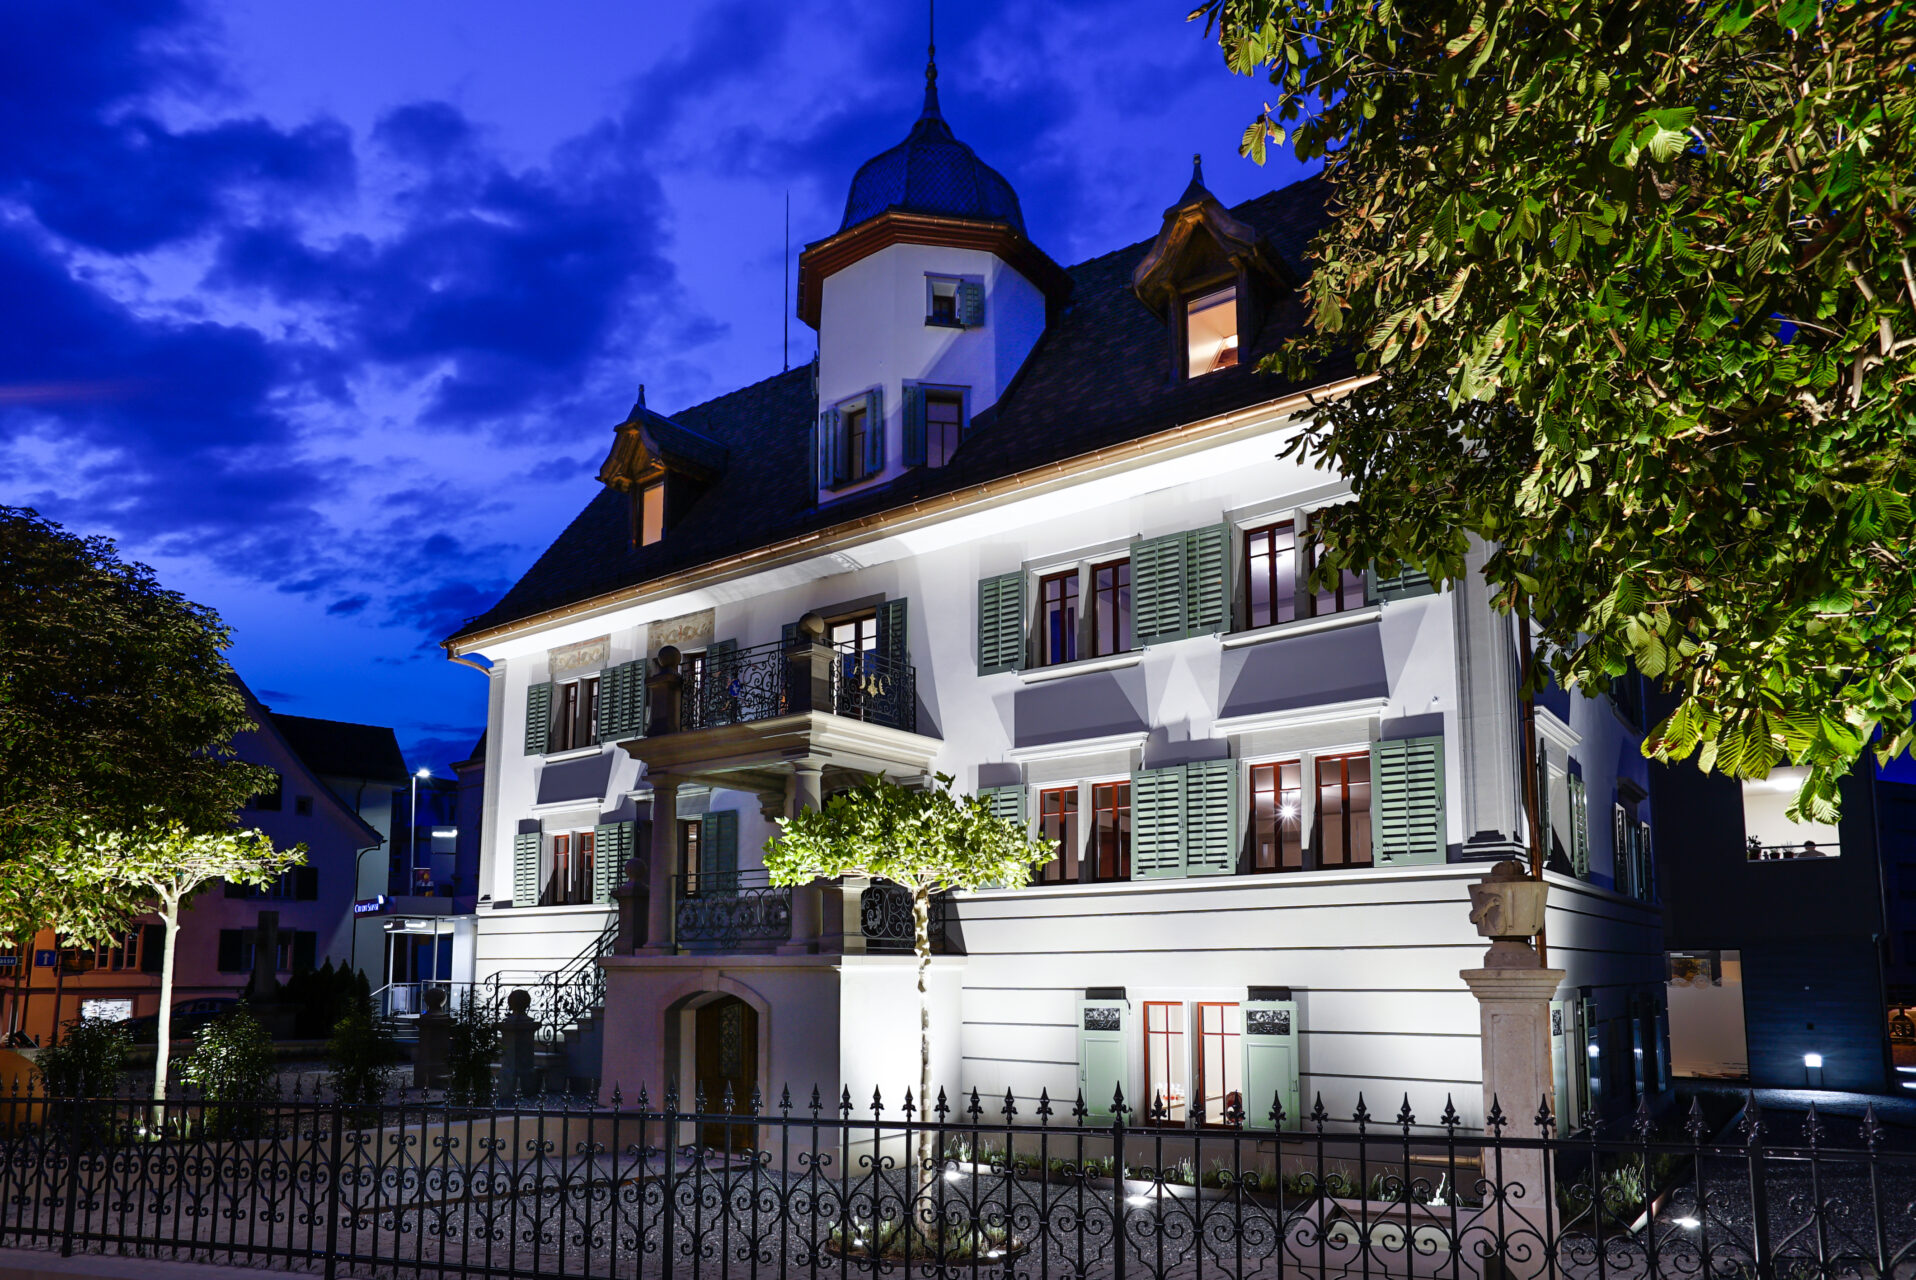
[679,637,916,734]
[671,870,955,955]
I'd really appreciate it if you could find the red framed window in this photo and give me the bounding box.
[1142,1002,1188,1124]
[1040,570,1079,666]
[1315,752,1373,867]
[1248,759,1305,871]
[1088,559,1131,657]
[1091,781,1131,880]
[1310,540,1367,617]
[1038,786,1080,883]
[1195,1002,1243,1125]
[1244,522,1298,630]
[544,830,596,906]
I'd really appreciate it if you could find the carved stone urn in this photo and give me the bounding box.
[1466,860,1548,969]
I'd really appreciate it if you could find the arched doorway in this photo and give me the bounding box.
[693,995,758,1149]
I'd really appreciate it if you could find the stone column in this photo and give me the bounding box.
[779,763,826,954]
[497,989,541,1103]
[1452,535,1529,861]
[1460,862,1564,1271]
[639,777,678,955]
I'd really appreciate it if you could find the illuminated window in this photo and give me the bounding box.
[1315,752,1373,867]
[1143,1002,1188,1124]
[1196,1002,1244,1125]
[1249,759,1305,871]
[1038,786,1080,883]
[1186,286,1239,376]
[1742,767,1840,861]
[1244,522,1298,628]
[679,818,703,896]
[640,481,665,546]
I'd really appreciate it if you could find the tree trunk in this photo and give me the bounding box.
[152,895,180,1109]
[49,943,65,1043]
[913,880,932,1188]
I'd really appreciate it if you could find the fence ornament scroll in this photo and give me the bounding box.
[0,1077,1907,1280]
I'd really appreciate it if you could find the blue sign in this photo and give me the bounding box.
[353,895,389,916]
[34,950,57,967]
[0,956,15,969]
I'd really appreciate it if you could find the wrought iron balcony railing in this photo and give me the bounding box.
[678,638,916,734]
[1746,836,1841,860]
[671,872,953,955]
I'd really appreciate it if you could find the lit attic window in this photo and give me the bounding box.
[640,481,664,546]
[1186,285,1240,376]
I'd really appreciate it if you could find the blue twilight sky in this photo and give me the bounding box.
[0,0,1317,775]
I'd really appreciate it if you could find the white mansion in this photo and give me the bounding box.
[443,63,1667,1135]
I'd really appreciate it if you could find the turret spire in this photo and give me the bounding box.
[923,0,941,118]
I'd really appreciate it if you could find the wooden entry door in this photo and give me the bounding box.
[693,996,758,1150]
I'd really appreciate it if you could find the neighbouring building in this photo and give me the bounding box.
[0,685,385,1046]
[1660,737,1916,1096]
[442,56,1669,1132]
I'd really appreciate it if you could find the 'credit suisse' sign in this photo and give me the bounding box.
[353,896,389,916]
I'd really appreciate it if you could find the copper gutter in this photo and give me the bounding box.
[443,374,1376,657]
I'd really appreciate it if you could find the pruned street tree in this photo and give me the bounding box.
[1198,0,1916,815]
[76,823,306,1103]
[765,773,1054,1179]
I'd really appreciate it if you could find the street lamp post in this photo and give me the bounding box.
[410,767,431,894]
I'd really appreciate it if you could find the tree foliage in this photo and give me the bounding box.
[0,507,269,852]
[1199,0,1916,815]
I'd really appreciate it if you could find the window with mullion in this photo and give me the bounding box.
[1244,522,1298,629]
[1088,559,1132,657]
[1039,570,1080,666]
[1248,759,1305,872]
[1195,1002,1243,1126]
[1091,781,1131,880]
[1143,1001,1188,1124]
[543,830,597,906]
[842,403,871,483]
[927,391,964,467]
[1309,539,1367,617]
[550,676,600,752]
[1038,786,1080,883]
[1313,752,1373,867]
[679,818,703,896]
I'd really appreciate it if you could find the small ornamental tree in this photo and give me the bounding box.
[79,824,306,1102]
[764,773,1054,1176]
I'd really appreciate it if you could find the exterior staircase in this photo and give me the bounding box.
[484,916,618,1095]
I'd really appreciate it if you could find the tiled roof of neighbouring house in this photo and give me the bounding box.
[449,176,1340,643]
[271,713,411,787]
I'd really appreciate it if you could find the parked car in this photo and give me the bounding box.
[124,997,241,1044]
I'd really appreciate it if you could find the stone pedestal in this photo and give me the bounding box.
[413,987,452,1089]
[639,776,678,955]
[497,989,541,1103]
[1461,862,1563,1273]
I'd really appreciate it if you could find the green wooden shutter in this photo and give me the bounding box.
[702,809,739,892]
[1241,997,1300,1130]
[958,280,985,327]
[524,682,553,756]
[902,384,927,466]
[1549,999,1574,1133]
[1367,565,1436,601]
[980,784,1027,827]
[977,572,1026,674]
[1131,532,1189,646]
[1182,758,1238,875]
[513,831,542,906]
[1130,765,1187,878]
[600,659,646,740]
[1185,523,1231,637]
[1568,774,1590,878]
[863,387,885,474]
[819,408,841,488]
[593,821,633,905]
[1372,735,1447,866]
[878,598,908,670]
[1078,995,1128,1122]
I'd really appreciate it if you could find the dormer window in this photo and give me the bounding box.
[842,400,873,482]
[640,480,665,546]
[1186,285,1240,376]
[926,274,984,328]
[926,391,963,466]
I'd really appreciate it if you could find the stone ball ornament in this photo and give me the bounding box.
[506,988,533,1016]
[1467,860,1549,969]
[423,986,448,1014]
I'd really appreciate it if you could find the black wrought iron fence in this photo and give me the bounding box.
[1,1079,1908,1280]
